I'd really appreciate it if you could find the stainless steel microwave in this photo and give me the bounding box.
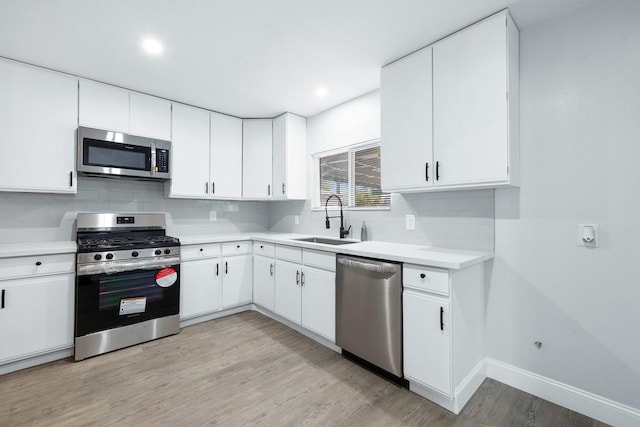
[77,126,171,180]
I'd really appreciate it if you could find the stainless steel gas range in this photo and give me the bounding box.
[74,213,181,361]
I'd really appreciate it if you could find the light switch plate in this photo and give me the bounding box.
[578,224,599,247]
[405,214,416,231]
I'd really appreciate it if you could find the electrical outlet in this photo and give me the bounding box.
[405,214,416,231]
[209,211,217,222]
[578,224,599,247]
[294,215,299,225]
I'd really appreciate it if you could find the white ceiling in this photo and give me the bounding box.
[0,0,591,118]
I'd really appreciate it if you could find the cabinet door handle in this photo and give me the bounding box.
[205,182,209,194]
[425,163,429,182]
[436,161,440,181]
[212,182,215,194]
[1,289,5,309]
[301,271,305,287]
[69,171,73,187]
[216,263,219,276]
[440,306,444,331]
[296,270,300,285]
[282,183,285,195]
[225,261,228,275]
[269,263,273,277]
[267,184,271,196]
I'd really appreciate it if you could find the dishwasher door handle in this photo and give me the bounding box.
[337,257,398,274]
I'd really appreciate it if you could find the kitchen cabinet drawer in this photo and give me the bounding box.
[303,249,335,272]
[253,241,275,257]
[181,243,221,261]
[403,264,449,296]
[222,241,251,256]
[0,254,75,281]
[276,245,302,263]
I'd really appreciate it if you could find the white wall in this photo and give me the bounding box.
[270,90,495,252]
[489,0,640,410]
[0,177,269,243]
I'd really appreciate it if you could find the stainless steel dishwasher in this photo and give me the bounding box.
[336,254,403,379]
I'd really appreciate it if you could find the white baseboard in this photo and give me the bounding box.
[486,358,640,427]
[0,347,73,376]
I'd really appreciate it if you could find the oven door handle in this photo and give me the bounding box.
[77,256,180,276]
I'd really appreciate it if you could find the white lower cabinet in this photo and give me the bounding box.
[402,262,485,414]
[0,255,74,364]
[274,246,336,342]
[180,258,222,319]
[404,291,451,395]
[253,254,275,311]
[221,254,252,309]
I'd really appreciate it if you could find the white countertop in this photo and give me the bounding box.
[0,241,77,259]
[181,232,492,270]
[0,233,492,270]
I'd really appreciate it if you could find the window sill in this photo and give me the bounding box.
[311,206,391,212]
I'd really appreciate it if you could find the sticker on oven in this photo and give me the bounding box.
[119,297,147,315]
[156,268,177,287]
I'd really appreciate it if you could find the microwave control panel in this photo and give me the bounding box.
[156,149,169,173]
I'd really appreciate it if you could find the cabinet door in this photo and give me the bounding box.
[274,259,301,324]
[0,60,77,193]
[169,103,211,198]
[301,267,335,341]
[222,254,252,308]
[380,47,433,191]
[433,13,508,186]
[0,275,74,363]
[180,258,221,320]
[253,255,275,311]
[210,112,242,198]
[78,80,129,133]
[129,92,171,140]
[272,113,307,200]
[403,290,451,396]
[242,119,272,198]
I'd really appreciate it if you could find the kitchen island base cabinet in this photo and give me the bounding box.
[402,262,485,414]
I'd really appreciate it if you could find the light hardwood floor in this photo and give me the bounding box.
[0,311,608,426]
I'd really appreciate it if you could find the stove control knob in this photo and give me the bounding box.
[155,249,162,255]
[132,251,139,258]
[164,249,171,255]
[94,254,102,261]
[106,253,114,260]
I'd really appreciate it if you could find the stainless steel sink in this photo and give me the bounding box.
[293,237,357,246]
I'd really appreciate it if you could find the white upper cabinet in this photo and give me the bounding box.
[381,47,434,192]
[129,92,172,141]
[272,113,307,200]
[78,80,129,133]
[433,11,518,187]
[380,10,519,192]
[242,119,273,199]
[210,112,243,199]
[0,59,78,194]
[169,103,211,198]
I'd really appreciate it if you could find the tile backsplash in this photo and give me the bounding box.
[0,176,269,243]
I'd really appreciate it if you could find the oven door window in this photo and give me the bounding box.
[76,266,179,337]
[83,138,151,171]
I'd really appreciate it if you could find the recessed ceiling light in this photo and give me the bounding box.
[142,37,163,56]
[316,87,328,97]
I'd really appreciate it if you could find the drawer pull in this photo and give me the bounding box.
[35,261,42,266]
[199,248,203,252]
[236,245,240,249]
[420,273,426,279]
[260,245,264,249]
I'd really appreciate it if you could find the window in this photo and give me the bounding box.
[315,141,390,209]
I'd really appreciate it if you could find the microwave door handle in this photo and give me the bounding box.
[150,144,156,176]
